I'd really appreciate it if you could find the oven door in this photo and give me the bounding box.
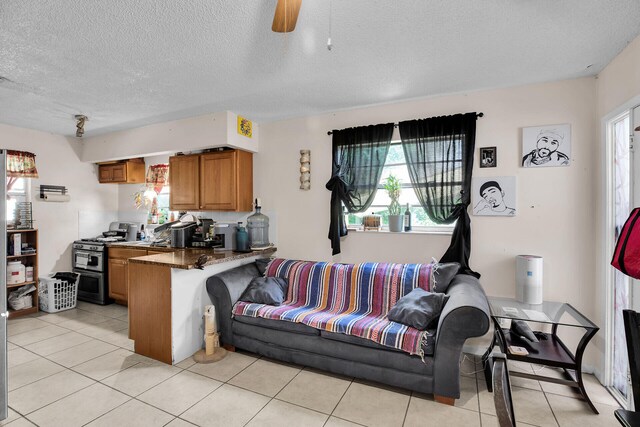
[73,250,103,272]
[74,269,111,305]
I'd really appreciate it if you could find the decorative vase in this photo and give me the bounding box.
[388,215,404,232]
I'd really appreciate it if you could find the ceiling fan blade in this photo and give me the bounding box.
[272,0,302,33]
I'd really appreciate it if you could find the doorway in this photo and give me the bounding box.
[606,106,640,407]
[610,110,631,402]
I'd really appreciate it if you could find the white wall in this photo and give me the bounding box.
[256,77,599,364]
[0,123,119,274]
[117,154,171,226]
[81,111,259,163]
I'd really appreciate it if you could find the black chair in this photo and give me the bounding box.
[616,310,640,426]
[492,351,516,427]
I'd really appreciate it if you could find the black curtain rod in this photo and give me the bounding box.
[326,112,484,135]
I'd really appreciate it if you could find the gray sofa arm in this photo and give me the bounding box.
[206,263,261,346]
[432,274,490,398]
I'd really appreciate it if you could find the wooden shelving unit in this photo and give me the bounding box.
[6,229,38,319]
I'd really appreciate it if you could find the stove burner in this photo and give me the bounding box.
[80,236,125,243]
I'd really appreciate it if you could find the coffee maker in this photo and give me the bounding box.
[190,219,221,248]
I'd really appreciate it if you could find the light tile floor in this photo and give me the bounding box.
[3,302,622,426]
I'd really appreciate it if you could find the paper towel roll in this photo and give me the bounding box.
[516,255,543,304]
[42,194,70,202]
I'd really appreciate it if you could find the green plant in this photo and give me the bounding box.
[383,174,402,215]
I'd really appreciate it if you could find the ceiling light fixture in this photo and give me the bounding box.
[75,115,88,137]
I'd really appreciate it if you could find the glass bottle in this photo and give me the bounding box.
[404,203,412,232]
[235,222,250,252]
[247,198,269,248]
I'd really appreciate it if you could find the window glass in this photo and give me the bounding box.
[346,142,455,231]
[7,178,29,226]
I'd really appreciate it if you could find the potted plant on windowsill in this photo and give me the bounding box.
[384,174,404,232]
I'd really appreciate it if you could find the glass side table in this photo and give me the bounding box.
[482,296,600,414]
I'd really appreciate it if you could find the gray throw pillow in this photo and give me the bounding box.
[432,262,460,293]
[240,276,288,306]
[387,288,449,330]
[255,258,271,276]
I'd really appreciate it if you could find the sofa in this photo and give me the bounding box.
[206,259,490,403]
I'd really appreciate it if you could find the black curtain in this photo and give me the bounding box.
[326,123,395,255]
[399,113,479,277]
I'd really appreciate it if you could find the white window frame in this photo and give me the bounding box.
[346,141,455,234]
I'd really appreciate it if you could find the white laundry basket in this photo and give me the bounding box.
[39,273,79,313]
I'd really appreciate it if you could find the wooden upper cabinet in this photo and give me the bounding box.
[169,154,200,210]
[98,158,145,184]
[200,151,237,211]
[169,149,253,212]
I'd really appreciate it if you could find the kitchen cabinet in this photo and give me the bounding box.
[169,149,253,212]
[6,229,38,318]
[107,247,148,304]
[98,158,145,184]
[168,154,200,210]
[108,259,128,301]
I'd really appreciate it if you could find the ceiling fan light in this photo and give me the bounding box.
[75,114,88,138]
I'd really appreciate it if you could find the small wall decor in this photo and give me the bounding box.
[237,115,252,138]
[299,149,310,190]
[522,124,570,167]
[479,147,497,168]
[472,176,516,216]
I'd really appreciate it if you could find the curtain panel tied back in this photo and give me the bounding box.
[326,123,395,255]
[399,112,479,278]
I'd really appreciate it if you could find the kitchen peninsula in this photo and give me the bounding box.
[122,244,276,365]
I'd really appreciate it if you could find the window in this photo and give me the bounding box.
[7,178,30,226]
[346,142,455,232]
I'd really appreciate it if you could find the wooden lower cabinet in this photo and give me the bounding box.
[128,262,172,364]
[108,258,128,301]
[107,248,149,305]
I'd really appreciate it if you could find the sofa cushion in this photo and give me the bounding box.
[232,320,433,376]
[234,314,320,336]
[320,330,436,357]
[387,288,449,330]
[255,258,271,276]
[432,262,460,293]
[239,277,288,306]
[239,258,435,356]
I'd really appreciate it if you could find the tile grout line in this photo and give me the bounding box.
[6,307,133,423]
[325,379,356,425]
[170,352,262,420]
[239,356,307,427]
[541,386,562,427]
[400,391,412,427]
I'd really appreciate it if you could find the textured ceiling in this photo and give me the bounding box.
[1,0,639,137]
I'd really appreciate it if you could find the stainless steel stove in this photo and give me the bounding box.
[72,240,112,305]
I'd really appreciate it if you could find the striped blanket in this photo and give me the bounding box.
[232,258,435,357]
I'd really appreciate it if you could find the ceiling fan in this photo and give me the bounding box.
[272,0,302,33]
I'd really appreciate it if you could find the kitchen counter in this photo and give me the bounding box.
[128,247,277,270]
[106,242,176,252]
[127,245,276,364]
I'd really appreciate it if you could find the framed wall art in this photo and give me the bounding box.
[522,124,570,167]
[479,147,497,168]
[472,176,516,217]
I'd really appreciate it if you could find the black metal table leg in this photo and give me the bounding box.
[574,327,600,414]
